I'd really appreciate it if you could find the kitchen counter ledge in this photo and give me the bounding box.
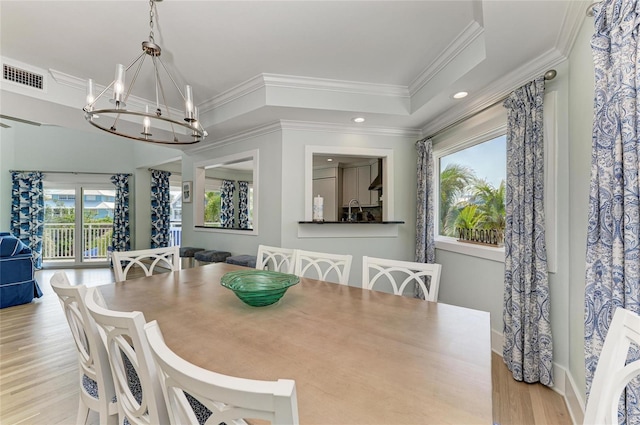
[297,220,403,238]
[298,221,404,224]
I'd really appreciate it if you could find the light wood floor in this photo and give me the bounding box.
[0,268,572,425]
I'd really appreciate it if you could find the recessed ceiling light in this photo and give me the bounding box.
[352,117,366,123]
[453,91,468,99]
[327,158,333,162]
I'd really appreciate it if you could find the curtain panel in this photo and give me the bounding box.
[10,171,44,269]
[150,170,172,248]
[110,174,131,253]
[584,0,640,421]
[220,180,236,228]
[414,138,436,300]
[502,77,553,386]
[238,181,250,229]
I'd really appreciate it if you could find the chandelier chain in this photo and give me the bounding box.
[149,0,155,42]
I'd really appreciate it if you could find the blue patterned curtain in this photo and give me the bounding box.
[220,180,236,228]
[585,0,640,421]
[150,170,171,248]
[11,172,44,269]
[238,181,250,229]
[110,174,131,253]
[502,77,553,386]
[414,138,435,300]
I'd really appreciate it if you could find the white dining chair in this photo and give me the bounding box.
[84,287,169,425]
[256,245,297,273]
[50,272,118,425]
[294,249,352,285]
[111,246,180,282]
[362,256,442,301]
[144,320,300,425]
[584,307,640,425]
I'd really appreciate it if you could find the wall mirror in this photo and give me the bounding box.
[305,146,394,222]
[194,150,259,234]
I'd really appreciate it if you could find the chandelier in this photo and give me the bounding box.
[83,0,207,145]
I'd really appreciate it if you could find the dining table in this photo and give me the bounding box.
[98,262,493,424]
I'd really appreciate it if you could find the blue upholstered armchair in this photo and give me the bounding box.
[0,232,43,308]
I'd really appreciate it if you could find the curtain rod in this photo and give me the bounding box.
[10,170,131,176]
[424,69,557,141]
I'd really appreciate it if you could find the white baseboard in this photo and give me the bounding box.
[491,330,585,424]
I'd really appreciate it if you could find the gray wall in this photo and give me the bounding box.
[280,128,418,286]
[568,17,595,400]
[0,122,178,249]
[180,129,284,255]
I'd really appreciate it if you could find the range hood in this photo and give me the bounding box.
[368,158,383,191]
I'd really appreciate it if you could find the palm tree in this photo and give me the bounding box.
[454,205,485,231]
[439,164,476,236]
[470,179,506,231]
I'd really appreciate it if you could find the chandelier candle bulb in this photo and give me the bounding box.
[142,105,151,136]
[86,79,95,108]
[313,195,324,222]
[185,84,194,121]
[112,64,125,106]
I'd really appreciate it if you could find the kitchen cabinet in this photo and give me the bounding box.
[342,164,379,207]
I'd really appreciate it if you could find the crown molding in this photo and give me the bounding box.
[48,69,84,90]
[186,118,422,155]
[408,20,485,96]
[262,74,408,98]
[197,74,266,113]
[185,121,282,154]
[555,1,590,57]
[280,119,421,138]
[198,73,409,116]
[422,47,567,138]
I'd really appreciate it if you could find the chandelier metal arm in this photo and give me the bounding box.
[157,56,186,102]
[152,55,180,142]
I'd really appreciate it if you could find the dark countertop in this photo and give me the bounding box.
[298,220,404,224]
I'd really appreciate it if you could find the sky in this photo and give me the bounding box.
[439,135,506,188]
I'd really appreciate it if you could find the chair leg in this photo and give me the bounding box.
[76,399,90,425]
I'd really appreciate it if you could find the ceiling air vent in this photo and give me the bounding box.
[3,64,44,90]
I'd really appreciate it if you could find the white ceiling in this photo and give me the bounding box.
[0,1,589,149]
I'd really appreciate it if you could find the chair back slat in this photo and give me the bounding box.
[112,246,180,282]
[294,249,352,285]
[144,321,299,425]
[85,287,169,425]
[50,272,117,425]
[362,256,442,301]
[256,245,297,274]
[584,307,640,425]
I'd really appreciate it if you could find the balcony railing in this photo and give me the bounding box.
[43,223,182,261]
[43,223,113,261]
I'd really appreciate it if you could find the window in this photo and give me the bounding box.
[438,134,506,242]
[204,179,222,226]
[433,118,508,262]
[43,180,114,265]
[168,176,183,247]
[193,150,259,235]
[432,91,557,267]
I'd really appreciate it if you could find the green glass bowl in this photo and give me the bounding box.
[220,270,299,307]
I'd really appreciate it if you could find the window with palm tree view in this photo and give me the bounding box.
[439,134,506,246]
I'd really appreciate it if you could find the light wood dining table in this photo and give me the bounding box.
[98,262,492,424]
